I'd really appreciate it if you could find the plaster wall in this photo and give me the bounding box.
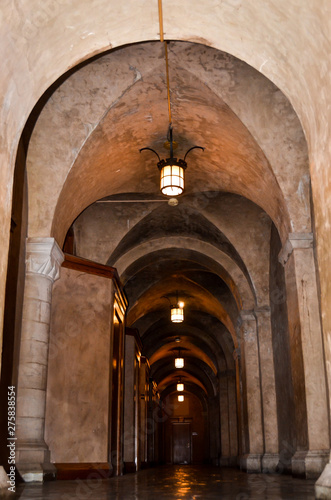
[45,267,113,463]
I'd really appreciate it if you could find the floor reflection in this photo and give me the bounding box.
[12,465,316,500]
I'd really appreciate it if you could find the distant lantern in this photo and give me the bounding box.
[177,381,184,392]
[178,394,184,402]
[175,350,184,369]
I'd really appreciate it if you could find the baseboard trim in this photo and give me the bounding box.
[55,462,112,480]
[124,462,136,474]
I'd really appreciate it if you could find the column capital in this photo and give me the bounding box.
[26,237,64,282]
[278,232,313,266]
[240,310,255,321]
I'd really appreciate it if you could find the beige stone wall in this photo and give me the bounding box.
[45,267,113,463]
[0,1,329,391]
[0,3,330,489]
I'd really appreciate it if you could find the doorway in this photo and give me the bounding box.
[172,422,191,464]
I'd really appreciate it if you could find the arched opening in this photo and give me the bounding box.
[2,37,328,492]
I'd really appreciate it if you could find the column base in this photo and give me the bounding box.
[240,454,262,473]
[316,464,331,499]
[0,466,10,491]
[16,462,56,483]
[16,441,56,482]
[291,450,307,478]
[262,453,279,473]
[305,450,329,480]
[219,456,237,467]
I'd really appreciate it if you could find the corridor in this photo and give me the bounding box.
[13,466,316,500]
[1,2,331,499]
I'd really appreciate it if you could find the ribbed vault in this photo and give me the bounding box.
[22,38,311,467]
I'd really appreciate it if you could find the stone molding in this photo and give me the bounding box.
[0,466,9,490]
[316,463,331,499]
[305,450,330,480]
[262,453,279,473]
[240,453,262,473]
[278,232,313,266]
[26,237,64,282]
[239,310,255,322]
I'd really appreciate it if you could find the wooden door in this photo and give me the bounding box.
[172,422,191,464]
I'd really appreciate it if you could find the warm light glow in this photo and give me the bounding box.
[171,306,184,323]
[178,301,184,308]
[177,382,184,392]
[160,164,185,196]
[178,394,184,402]
[175,357,184,369]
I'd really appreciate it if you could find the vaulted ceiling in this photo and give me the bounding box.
[26,40,310,403]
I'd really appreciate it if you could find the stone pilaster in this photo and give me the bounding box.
[123,335,136,471]
[219,371,238,466]
[227,374,238,464]
[254,309,279,473]
[139,357,149,467]
[239,311,263,472]
[279,233,329,479]
[209,395,221,465]
[16,238,64,482]
[219,374,230,465]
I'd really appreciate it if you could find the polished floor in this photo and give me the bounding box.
[9,466,316,500]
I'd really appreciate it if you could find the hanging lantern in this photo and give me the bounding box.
[178,394,184,402]
[175,349,184,369]
[170,294,184,323]
[177,379,184,392]
[139,41,204,197]
[171,305,184,323]
[140,125,204,198]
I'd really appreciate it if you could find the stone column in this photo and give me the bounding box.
[209,395,221,465]
[123,334,136,472]
[279,233,329,479]
[255,309,279,473]
[219,373,230,466]
[139,357,148,467]
[16,238,64,482]
[239,311,264,472]
[227,374,238,465]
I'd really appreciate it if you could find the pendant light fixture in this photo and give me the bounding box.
[163,293,184,323]
[171,302,184,323]
[177,378,184,392]
[139,7,205,197]
[175,349,184,369]
[171,292,184,323]
[178,394,184,402]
